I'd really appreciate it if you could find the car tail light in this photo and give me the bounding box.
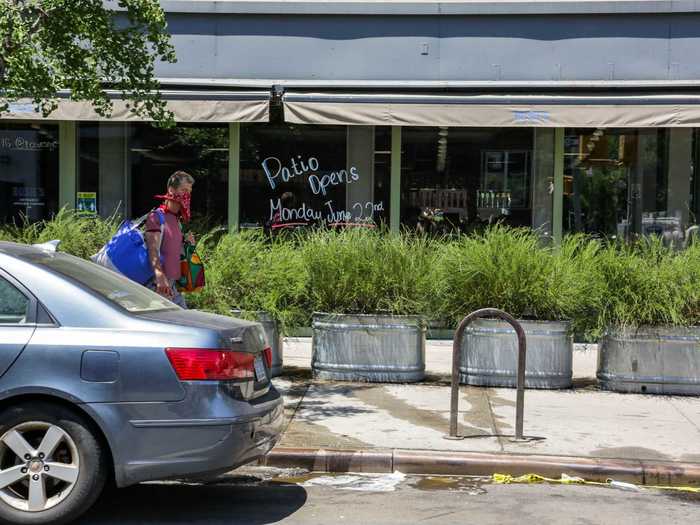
[165,348,255,380]
[263,346,272,369]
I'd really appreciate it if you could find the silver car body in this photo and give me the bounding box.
[0,241,284,488]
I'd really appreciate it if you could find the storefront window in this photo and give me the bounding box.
[239,124,390,230]
[400,127,534,233]
[563,128,685,241]
[0,123,59,223]
[129,124,228,227]
[374,127,392,225]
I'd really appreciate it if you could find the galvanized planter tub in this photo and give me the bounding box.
[598,326,700,395]
[460,319,573,389]
[312,313,426,383]
[231,310,284,377]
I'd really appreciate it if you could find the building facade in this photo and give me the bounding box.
[3,0,700,243]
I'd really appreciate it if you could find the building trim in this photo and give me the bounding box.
[158,78,700,91]
[154,1,700,16]
[283,92,700,105]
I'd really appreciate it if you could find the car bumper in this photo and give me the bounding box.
[86,387,285,487]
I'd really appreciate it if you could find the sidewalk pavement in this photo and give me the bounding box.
[262,338,700,485]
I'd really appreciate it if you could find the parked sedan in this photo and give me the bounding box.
[0,241,284,525]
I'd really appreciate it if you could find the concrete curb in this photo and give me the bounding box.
[262,447,700,487]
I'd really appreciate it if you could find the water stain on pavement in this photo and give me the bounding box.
[279,417,371,449]
[663,490,700,504]
[571,377,599,389]
[277,367,313,381]
[590,446,672,461]
[262,470,490,495]
[409,476,489,495]
[277,381,375,449]
[352,385,494,438]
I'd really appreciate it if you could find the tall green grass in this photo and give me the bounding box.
[302,228,437,316]
[7,211,700,337]
[435,226,603,337]
[0,207,118,258]
[186,230,308,330]
[595,237,694,332]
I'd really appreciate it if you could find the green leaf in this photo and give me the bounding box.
[1,0,175,124]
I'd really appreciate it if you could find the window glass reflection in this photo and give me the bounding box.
[129,124,228,227]
[400,127,533,233]
[563,128,680,241]
[0,123,59,223]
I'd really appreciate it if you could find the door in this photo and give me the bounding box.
[0,273,35,377]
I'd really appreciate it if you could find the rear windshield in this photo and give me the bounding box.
[34,253,179,313]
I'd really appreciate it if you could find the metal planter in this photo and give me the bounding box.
[598,326,700,395]
[460,318,573,389]
[231,310,284,377]
[312,313,426,383]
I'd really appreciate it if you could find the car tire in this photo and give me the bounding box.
[0,402,108,525]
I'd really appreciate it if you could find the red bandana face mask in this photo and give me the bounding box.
[154,190,191,222]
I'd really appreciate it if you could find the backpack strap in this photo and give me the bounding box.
[131,212,151,230]
[154,208,166,255]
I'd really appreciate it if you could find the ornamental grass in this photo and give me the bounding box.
[434,226,603,338]
[6,211,700,338]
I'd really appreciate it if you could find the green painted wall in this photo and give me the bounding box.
[229,122,240,231]
[390,126,402,233]
[58,121,77,210]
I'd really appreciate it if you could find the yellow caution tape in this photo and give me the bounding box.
[492,473,700,493]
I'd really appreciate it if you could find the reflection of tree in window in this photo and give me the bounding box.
[567,131,630,235]
[0,278,28,324]
[0,124,60,224]
[564,129,668,239]
[130,124,228,229]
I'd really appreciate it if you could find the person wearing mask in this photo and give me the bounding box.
[144,171,195,307]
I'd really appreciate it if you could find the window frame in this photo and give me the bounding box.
[30,254,181,315]
[0,267,40,326]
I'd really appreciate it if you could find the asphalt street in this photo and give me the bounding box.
[75,469,700,525]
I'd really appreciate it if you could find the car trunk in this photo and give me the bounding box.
[138,309,271,399]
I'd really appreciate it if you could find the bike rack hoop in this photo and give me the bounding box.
[447,308,528,441]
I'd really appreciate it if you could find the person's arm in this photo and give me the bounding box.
[145,216,173,298]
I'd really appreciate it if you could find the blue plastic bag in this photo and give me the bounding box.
[92,209,164,284]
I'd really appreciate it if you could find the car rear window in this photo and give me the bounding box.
[35,254,179,313]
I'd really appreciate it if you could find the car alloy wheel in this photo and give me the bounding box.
[0,422,80,513]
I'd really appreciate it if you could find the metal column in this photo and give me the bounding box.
[58,121,77,210]
[552,128,565,245]
[390,126,402,234]
[229,122,241,232]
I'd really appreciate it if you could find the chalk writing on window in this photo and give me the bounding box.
[0,136,58,151]
[263,155,383,225]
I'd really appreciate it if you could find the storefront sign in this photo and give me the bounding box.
[12,187,45,208]
[6,102,38,115]
[262,155,361,196]
[262,155,383,226]
[0,136,58,151]
[512,110,550,124]
[269,198,384,224]
[77,192,98,216]
[262,156,320,189]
